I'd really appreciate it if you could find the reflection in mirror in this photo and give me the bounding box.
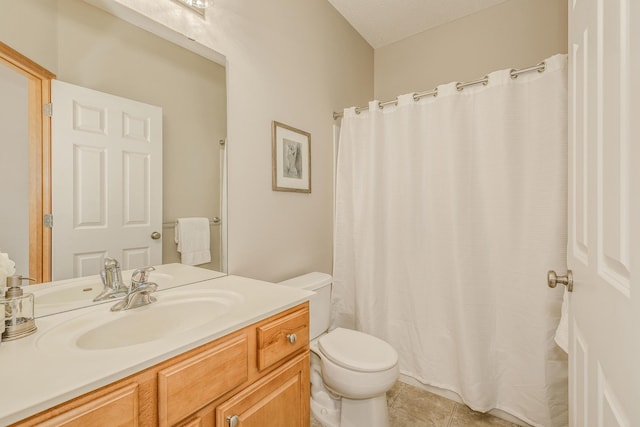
[0,41,54,285]
[0,62,30,281]
[0,0,227,287]
[31,263,226,318]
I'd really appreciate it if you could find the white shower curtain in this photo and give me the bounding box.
[332,54,568,427]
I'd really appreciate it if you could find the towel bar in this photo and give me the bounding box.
[162,217,221,227]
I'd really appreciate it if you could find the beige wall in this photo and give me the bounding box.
[97,0,374,282]
[0,1,58,72]
[0,0,227,272]
[374,0,568,100]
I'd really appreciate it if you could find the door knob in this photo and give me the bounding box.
[547,270,573,292]
[151,231,161,240]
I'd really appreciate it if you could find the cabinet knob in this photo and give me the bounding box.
[227,415,239,427]
[286,333,297,344]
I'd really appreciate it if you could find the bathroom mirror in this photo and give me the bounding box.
[0,0,227,288]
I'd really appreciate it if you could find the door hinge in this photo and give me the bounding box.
[44,214,53,228]
[44,103,53,117]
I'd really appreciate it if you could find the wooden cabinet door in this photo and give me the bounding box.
[158,334,248,427]
[215,353,310,427]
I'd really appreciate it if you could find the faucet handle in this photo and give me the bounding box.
[104,257,120,269]
[131,266,155,289]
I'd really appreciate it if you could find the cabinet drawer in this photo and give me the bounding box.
[158,334,248,427]
[256,306,309,371]
[38,383,138,427]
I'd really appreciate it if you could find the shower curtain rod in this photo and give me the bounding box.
[332,61,546,120]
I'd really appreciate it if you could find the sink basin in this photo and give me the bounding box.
[36,289,244,350]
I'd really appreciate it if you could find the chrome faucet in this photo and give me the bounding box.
[111,267,158,311]
[93,257,129,301]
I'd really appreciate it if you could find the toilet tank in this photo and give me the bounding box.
[278,272,332,340]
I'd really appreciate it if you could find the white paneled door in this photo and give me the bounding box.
[568,0,639,426]
[51,80,162,280]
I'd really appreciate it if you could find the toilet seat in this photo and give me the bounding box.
[318,328,398,373]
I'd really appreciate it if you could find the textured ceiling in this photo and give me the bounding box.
[327,0,510,48]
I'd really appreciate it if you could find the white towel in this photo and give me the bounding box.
[174,217,211,265]
[554,289,569,353]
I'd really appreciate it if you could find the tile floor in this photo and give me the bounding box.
[310,381,521,427]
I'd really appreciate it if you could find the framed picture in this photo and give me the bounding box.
[272,121,311,193]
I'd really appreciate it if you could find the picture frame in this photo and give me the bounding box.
[272,121,311,193]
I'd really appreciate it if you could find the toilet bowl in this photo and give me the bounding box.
[279,273,399,427]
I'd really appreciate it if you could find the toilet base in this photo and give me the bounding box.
[340,394,390,427]
[309,338,394,427]
[311,395,340,427]
[310,393,390,427]
[311,349,341,427]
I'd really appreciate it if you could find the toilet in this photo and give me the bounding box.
[279,272,399,427]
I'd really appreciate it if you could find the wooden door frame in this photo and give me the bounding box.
[0,41,55,283]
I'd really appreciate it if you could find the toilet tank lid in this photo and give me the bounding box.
[278,272,332,291]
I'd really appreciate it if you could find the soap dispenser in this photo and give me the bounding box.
[3,275,37,341]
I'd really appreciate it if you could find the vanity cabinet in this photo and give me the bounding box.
[10,303,310,427]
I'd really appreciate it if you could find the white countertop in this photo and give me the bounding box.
[0,275,312,425]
